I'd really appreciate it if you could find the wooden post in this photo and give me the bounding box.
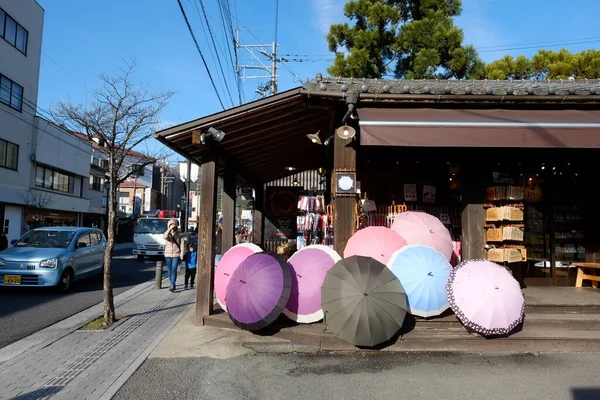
[461,204,486,260]
[195,160,218,325]
[252,184,265,246]
[222,168,236,253]
[332,133,356,255]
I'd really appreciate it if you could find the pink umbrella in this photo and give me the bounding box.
[214,243,262,310]
[283,245,341,323]
[446,259,525,337]
[344,226,407,265]
[391,211,453,261]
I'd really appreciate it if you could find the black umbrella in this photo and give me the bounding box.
[321,255,408,347]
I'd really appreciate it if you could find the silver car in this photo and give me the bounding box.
[0,227,106,292]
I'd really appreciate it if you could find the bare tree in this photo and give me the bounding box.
[52,61,173,326]
[18,190,57,228]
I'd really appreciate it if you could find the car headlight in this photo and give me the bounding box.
[39,258,58,268]
[134,243,143,249]
[0,259,4,267]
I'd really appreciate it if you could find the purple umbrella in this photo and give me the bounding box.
[226,252,292,331]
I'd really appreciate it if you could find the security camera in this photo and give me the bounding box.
[207,127,225,142]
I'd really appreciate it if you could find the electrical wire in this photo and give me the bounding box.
[175,0,225,109]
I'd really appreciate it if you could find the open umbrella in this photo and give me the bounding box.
[387,245,451,318]
[343,226,407,265]
[321,255,408,347]
[215,243,262,310]
[226,252,292,331]
[284,245,341,323]
[391,211,453,261]
[446,259,525,337]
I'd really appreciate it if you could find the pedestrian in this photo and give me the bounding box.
[184,243,197,290]
[0,232,8,252]
[215,217,223,268]
[163,218,185,292]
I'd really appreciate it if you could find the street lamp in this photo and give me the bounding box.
[160,164,167,209]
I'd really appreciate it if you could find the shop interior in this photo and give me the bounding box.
[355,145,599,286]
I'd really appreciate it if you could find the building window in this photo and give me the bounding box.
[35,165,74,194]
[0,8,28,54]
[0,74,23,111]
[89,176,104,192]
[0,138,18,170]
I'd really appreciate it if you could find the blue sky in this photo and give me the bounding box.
[35,0,600,160]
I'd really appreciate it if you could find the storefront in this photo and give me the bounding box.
[154,77,600,320]
[25,208,79,228]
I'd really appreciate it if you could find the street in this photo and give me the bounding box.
[0,250,162,348]
[115,352,600,400]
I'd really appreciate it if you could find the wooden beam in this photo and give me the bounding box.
[196,160,218,325]
[222,167,236,253]
[332,128,357,255]
[252,184,265,246]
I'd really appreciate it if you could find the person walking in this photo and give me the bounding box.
[184,243,197,290]
[215,217,223,268]
[0,232,8,252]
[163,218,185,292]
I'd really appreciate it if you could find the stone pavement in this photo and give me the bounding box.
[0,267,195,400]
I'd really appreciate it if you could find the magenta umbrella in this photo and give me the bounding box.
[391,211,453,261]
[226,252,292,331]
[214,243,262,311]
[284,245,341,323]
[344,226,407,265]
[446,259,525,337]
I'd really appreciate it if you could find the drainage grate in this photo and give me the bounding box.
[24,292,178,399]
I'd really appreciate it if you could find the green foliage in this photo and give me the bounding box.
[326,0,484,79]
[485,49,600,80]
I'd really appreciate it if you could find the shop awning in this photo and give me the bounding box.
[358,108,600,148]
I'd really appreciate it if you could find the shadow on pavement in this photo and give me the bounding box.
[572,388,600,400]
[10,385,62,399]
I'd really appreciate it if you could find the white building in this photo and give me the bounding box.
[0,0,44,243]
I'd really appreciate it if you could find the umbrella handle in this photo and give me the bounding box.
[240,280,246,284]
[224,273,230,276]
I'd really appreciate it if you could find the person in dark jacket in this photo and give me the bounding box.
[184,243,197,290]
[0,232,8,252]
[214,217,223,268]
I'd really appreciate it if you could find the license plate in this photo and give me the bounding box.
[3,275,21,285]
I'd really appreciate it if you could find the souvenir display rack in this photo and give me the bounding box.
[484,186,527,265]
[296,191,334,249]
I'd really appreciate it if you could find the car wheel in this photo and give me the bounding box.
[137,255,145,261]
[57,270,73,293]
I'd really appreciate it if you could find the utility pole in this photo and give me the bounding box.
[235,29,285,98]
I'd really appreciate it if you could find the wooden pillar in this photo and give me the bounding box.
[333,134,356,255]
[461,204,486,260]
[222,168,236,253]
[252,184,265,246]
[195,160,218,325]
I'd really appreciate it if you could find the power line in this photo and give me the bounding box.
[216,0,242,105]
[193,0,234,107]
[175,0,225,109]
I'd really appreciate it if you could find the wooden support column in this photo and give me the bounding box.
[252,184,265,246]
[222,168,236,253]
[195,160,218,325]
[461,204,486,260]
[333,134,356,256]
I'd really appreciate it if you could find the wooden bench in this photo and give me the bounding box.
[571,263,600,288]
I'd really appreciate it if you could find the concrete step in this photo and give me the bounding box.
[415,313,600,330]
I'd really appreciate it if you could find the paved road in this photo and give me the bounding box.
[115,352,600,400]
[0,250,163,348]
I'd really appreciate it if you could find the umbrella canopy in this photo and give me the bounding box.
[391,211,453,261]
[387,245,451,318]
[343,226,407,265]
[446,259,525,337]
[284,245,341,323]
[226,252,292,331]
[215,243,262,310]
[321,255,408,347]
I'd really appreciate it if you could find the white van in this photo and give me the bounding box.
[133,217,169,260]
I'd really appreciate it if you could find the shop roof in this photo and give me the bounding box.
[154,76,600,184]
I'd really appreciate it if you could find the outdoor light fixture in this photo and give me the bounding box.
[285,166,297,171]
[306,130,322,145]
[200,127,226,144]
[335,125,356,140]
[317,167,325,176]
[323,135,334,146]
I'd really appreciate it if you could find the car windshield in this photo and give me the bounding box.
[15,230,76,249]
[135,219,169,234]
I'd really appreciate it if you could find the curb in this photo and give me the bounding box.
[0,276,169,364]
[242,341,319,354]
[97,303,193,400]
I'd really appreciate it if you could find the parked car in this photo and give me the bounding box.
[0,227,106,292]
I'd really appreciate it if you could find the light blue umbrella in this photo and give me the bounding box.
[386,245,451,318]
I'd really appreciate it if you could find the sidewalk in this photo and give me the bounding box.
[0,268,194,400]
